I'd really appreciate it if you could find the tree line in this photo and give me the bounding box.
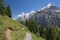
[21,19,60,40]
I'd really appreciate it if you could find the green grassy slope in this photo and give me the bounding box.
[0,15,45,40]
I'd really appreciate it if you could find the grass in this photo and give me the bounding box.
[0,15,45,40]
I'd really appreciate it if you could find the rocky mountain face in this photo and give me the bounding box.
[17,3,60,27]
[30,3,60,27]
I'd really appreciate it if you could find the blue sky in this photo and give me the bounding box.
[4,0,60,18]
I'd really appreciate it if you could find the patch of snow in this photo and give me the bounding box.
[16,10,36,21]
[47,3,52,8]
[40,3,52,10]
[41,7,46,10]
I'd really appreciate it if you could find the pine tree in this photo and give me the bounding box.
[6,5,12,18]
[0,0,5,15]
[56,30,60,40]
[25,19,39,34]
[46,26,58,40]
[0,0,4,6]
[39,26,45,38]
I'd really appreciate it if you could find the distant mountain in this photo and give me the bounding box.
[17,11,36,21]
[30,3,60,27]
[17,3,60,27]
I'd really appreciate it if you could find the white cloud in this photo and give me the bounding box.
[12,18,16,20]
[17,12,25,17]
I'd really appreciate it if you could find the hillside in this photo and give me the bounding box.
[0,15,45,40]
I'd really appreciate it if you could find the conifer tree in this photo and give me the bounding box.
[46,26,58,40]
[6,5,12,18]
[0,0,5,15]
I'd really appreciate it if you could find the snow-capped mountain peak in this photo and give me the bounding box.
[17,10,36,21]
[41,3,53,10]
[29,3,60,27]
[47,3,52,8]
[17,3,60,27]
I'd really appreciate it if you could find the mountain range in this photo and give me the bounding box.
[17,3,60,27]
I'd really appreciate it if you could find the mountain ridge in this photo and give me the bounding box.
[17,3,60,27]
[30,3,60,27]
